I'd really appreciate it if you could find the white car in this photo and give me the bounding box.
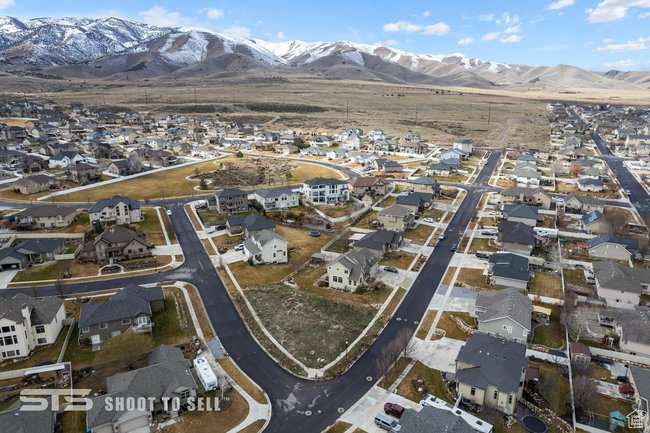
[423,217,434,223]
[234,244,244,252]
[166,209,173,216]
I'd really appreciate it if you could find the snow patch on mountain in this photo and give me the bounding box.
[159,31,208,66]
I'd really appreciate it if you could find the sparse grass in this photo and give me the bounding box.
[185,204,203,230]
[61,213,89,233]
[415,310,436,339]
[353,210,379,228]
[380,288,406,322]
[379,251,417,270]
[563,268,589,289]
[201,239,217,255]
[530,272,563,299]
[197,209,226,226]
[396,361,451,403]
[469,237,499,252]
[132,207,166,245]
[218,357,267,405]
[405,223,435,245]
[246,284,377,368]
[60,410,86,433]
[314,201,361,218]
[531,304,565,349]
[456,268,489,289]
[12,260,101,282]
[325,421,353,433]
[379,357,411,389]
[162,389,249,433]
[442,267,456,285]
[182,283,216,340]
[433,311,475,341]
[326,235,353,253]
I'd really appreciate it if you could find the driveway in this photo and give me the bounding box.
[220,250,246,264]
[428,286,478,312]
[0,269,18,287]
[371,267,417,290]
[339,386,419,433]
[411,337,464,373]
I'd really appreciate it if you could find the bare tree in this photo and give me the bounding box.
[573,375,598,410]
[551,160,564,176]
[538,372,559,401]
[373,328,415,378]
[569,164,582,178]
[54,277,65,298]
[602,209,627,236]
[561,291,587,342]
[393,327,417,359]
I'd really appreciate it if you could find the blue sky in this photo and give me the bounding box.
[2,0,650,70]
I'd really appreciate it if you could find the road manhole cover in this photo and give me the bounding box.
[396,317,401,321]
[414,320,419,325]
[337,408,344,413]
[366,376,373,382]
[305,410,312,416]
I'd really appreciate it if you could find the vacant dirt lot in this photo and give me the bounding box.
[246,284,377,368]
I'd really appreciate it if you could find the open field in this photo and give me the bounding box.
[4,76,554,149]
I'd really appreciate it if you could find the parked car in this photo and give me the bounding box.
[439,233,446,240]
[215,224,227,231]
[374,413,401,432]
[423,217,434,223]
[234,244,244,252]
[475,252,490,259]
[481,230,497,236]
[384,403,405,419]
[450,243,458,251]
[166,209,173,216]
[384,266,399,274]
[206,226,216,234]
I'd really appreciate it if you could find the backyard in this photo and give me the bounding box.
[245,284,377,368]
[530,272,563,299]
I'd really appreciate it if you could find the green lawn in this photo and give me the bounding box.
[326,235,353,253]
[396,361,451,403]
[131,207,166,245]
[531,305,565,349]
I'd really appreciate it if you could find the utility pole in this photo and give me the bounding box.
[346,99,349,119]
[102,91,106,105]
[415,105,418,124]
[487,103,492,125]
[194,88,197,104]
[144,91,148,105]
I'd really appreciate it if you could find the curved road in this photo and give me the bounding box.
[1,150,501,432]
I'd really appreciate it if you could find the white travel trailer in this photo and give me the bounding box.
[193,356,218,391]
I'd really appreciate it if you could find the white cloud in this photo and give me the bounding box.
[500,34,523,43]
[255,20,263,26]
[481,31,501,41]
[458,36,476,45]
[596,36,650,51]
[221,26,252,38]
[422,11,430,17]
[276,31,285,40]
[382,20,450,36]
[603,58,637,69]
[0,0,15,10]
[374,39,399,47]
[548,0,576,10]
[478,13,495,22]
[199,8,224,20]
[640,10,650,17]
[496,12,520,25]
[139,5,194,27]
[603,38,613,43]
[504,24,520,33]
[587,0,650,23]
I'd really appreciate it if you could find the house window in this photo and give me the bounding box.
[81,327,89,333]
[493,390,498,400]
[37,338,47,344]
[35,325,45,334]
[180,389,191,399]
[508,395,513,404]
[0,325,15,333]
[99,323,108,329]
[122,318,131,325]
[470,387,476,396]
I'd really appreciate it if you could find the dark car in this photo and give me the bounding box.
[384,402,405,419]
[475,252,490,259]
[215,224,227,231]
[384,266,399,274]
[450,243,458,251]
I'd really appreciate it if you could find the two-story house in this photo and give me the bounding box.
[215,188,249,214]
[243,229,288,264]
[378,205,415,232]
[302,178,350,205]
[474,289,532,343]
[349,177,388,197]
[593,260,650,307]
[327,248,378,291]
[89,195,143,226]
[14,205,77,229]
[251,187,299,211]
[78,226,150,263]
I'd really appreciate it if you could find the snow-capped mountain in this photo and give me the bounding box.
[0,16,647,89]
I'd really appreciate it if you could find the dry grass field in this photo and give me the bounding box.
[3,74,553,149]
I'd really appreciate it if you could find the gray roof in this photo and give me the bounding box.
[475,289,532,331]
[215,187,248,198]
[455,333,528,394]
[0,293,63,326]
[354,230,402,251]
[504,203,538,220]
[489,252,530,281]
[578,178,604,187]
[303,177,347,186]
[593,260,650,294]
[87,345,196,429]
[631,366,650,403]
[253,186,296,199]
[396,192,433,207]
[15,205,76,219]
[498,221,535,246]
[0,401,55,433]
[566,194,604,206]
[330,247,378,283]
[513,163,541,178]
[250,229,287,247]
[588,234,638,251]
[581,210,603,224]
[227,214,275,232]
[411,176,438,185]
[89,195,140,213]
[501,187,549,198]
[429,161,456,171]
[112,284,164,304]
[15,238,64,255]
[79,290,153,328]
[399,405,475,433]
[610,307,650,346]
[379,204,411,218]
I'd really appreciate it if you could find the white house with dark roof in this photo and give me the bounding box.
[593,260,650,307]
[563,194,605,214]
[581,210,609,234]
[588,234,638,262]
[327,248,378,291]
[89,195,143,225]
[243,229,288,264]
[251,187,299,211]
[301,177,349,205]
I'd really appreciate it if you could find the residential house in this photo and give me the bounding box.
[300,146,327,157]
[398,141,428,155]
[0,402,55,433]
[593,260,650,307]
[453,139,473,154]
[326,149,348,160]
[12,174,59,195]
[377,205,415,232]
[513,162,542,187]
[327,248,378,291]
[0,247,29,270]
[0,293,65,361]
[428,161,456,177]
[578,177,604,192]
[251,187,299,211]
[349,177,387,197]
[440,148,468,164]
[564,195,605,214]
[14,205,77,229]
[498,221,536,256]
[226,214,275,237]
[499,187,552,209]
[396,192,433,214]
[629,366,650,432]
[13,239,64,263]
[410,176,439,193]
[243,229,288,265]
[215,188,249,214]
[400,396,492,433]
[107,159,136,176]
[86,345,197,433]
[89,195,143,225]
[474,289,532,343]
[374,158,404,173]
[308,135,334,147]
[78,285,164,346]
[367,129,386,142]
[48,151,89,168]
[68,162,99,184]
[503,204,539,227]
[352,230,402,259]
[301,178,350,205]
[488,252,530,291]
[78,226,150,263]
[588,234,638,262]
[341,134,361,150]
[609,308,650,357]
[581,211,610,234]
[455,333,528,415]
[347,152,377,165]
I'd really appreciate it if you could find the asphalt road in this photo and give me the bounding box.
[1,150,501,432]
[592,131,650,219]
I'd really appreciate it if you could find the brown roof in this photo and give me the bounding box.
[349,176,385,187]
